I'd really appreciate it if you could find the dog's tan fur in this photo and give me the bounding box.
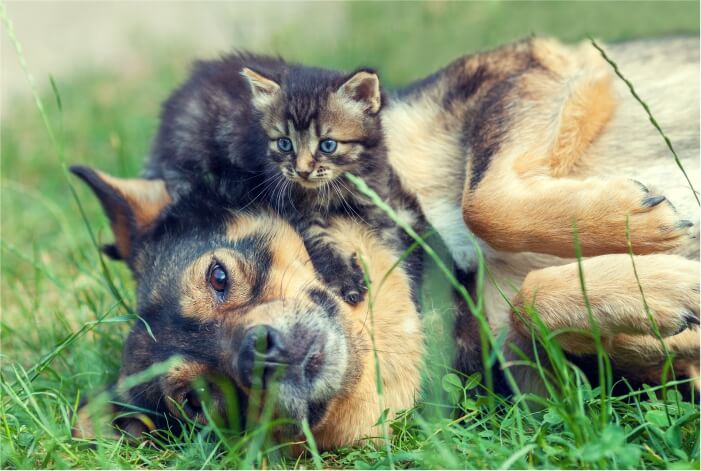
[460,39,694,257]
[511,254,699,355]
[311,218,423,448]
[476,38,700,385]
[72,170,423,448]
[386,36,699,392]
[73,36,698,446]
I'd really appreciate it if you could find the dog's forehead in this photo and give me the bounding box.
[135,209,309,313]
[138,209,272,267]
[224,211,283,241]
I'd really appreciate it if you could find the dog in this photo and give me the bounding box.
[69,167,424,449]
[72,36,699,447]
[383,36,699,393]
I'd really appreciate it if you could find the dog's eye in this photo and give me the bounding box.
[277,137,293,153]
[319,139,337,154]
[208,263,227,293]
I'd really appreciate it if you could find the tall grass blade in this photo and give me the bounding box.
[590,38,700,205]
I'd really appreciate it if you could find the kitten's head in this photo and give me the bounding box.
[241,65,384,189]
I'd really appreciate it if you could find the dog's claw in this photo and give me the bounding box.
[673,311,700,335]
[684,311,700,326]
[643,195,666,207]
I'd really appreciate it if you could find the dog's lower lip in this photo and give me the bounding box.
[303,342,325,380]
[304,354,323,379]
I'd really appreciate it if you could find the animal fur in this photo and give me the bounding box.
[71,36,699,448]
[144,52,423,305]
[386,36,699,394]
[70,167,424,449]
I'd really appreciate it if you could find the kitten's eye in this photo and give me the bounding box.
[277,137,293,153]
[319,139,338,154]
[208,263,228,293]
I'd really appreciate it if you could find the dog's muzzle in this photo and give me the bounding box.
[235,324,326,389]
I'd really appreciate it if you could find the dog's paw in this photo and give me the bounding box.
[667,328,701,362]
[619,179,695,253]
[629,255,699,337]
[649,307,699,338]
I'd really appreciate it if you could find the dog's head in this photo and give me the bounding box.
[70,166,423,449]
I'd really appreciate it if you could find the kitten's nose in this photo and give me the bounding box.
[295,154,315,179]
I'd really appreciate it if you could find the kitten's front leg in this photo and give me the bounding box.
[303,221,368,305]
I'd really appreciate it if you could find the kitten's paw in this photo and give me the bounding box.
[341,288,363,305]
[322,253,368,306]
[338,253,368,305]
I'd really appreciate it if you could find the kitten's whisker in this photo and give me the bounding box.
[286,181,298,215]
[278,179,289,216]
[240,170,280,198]
[240,173,283,211]
[282,180,292,216]
[275,179,283,215]
[337,180,371,225]
[241,172,281,202]
[333,180,368,226]
[268,173,286,215]
[322,181,330,216]
[332,181,358,225]
[319,181,325,210]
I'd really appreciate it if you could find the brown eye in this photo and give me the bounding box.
[208,263,227,293]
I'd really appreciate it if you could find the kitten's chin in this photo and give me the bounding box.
[292,178,329,190]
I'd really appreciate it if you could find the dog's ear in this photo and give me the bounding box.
[70,166,172,260]
[72,387,156,442]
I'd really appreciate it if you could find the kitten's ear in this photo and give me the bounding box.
[240,67,281,110]
[70,165,172,261]
[337,69,382,114]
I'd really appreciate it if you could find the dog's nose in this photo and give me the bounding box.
[236,325,288,388]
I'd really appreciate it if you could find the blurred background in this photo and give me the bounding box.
[4,1,700,109]
[1,0,699,404]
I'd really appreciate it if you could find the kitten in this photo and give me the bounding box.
[145,53,420,304]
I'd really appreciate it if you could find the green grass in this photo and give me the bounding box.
[2,1,699,469]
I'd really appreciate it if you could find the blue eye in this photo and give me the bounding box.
[277,138,293,153]
[319,139,338,154]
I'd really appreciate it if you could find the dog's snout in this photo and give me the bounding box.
[237,325,288,387]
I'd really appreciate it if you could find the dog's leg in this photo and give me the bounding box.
[511,254,699,348]
[463,70,693,257]
[607,329,700,388]
[510,253,700,386]
[467,175,693,257]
